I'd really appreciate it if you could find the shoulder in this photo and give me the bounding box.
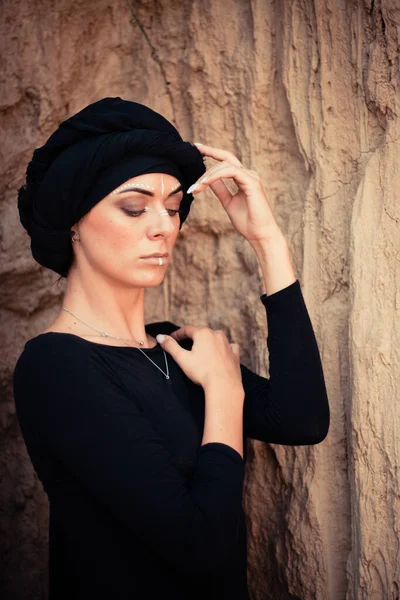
[13,332,96,384]
[19,331,94,356]
[13,332,124,420]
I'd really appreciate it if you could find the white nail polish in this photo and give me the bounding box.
[187,182,199,194]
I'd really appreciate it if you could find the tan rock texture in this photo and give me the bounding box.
[1,0,399,598]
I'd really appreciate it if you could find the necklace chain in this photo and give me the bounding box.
[61,307,170,379]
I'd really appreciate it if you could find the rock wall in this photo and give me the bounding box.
[1,0,398,598]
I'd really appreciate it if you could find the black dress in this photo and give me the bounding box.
[13,280,329,599]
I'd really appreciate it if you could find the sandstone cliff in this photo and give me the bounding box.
[1,1,399,598]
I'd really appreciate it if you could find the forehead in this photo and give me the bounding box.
[116,172,181,188]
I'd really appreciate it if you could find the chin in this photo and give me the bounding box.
[120,272,167,288]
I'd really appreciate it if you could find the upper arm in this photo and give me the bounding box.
[240,362,281,443]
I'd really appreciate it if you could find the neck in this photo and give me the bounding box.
[58,264,151,343]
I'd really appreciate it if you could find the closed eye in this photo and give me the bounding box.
[122,208,181,218]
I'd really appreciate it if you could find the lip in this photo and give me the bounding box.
[141,253,169,258]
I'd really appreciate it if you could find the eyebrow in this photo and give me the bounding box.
[116,184,183,197]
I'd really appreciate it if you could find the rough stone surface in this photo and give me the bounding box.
[1,1,399,598]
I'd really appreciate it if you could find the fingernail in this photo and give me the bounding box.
[187,182,199,194]
[194,142,203,146]
[156,334,165,343]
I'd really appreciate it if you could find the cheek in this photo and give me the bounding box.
[84,210,142,254]
[81,206,180,266]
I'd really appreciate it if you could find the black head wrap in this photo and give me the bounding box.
[17,97,206,277]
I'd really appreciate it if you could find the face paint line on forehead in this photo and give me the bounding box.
[169,182,181,192]
[113,182,156,194]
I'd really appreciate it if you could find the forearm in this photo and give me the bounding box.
[249,227,297,296]
[201,381,245,458]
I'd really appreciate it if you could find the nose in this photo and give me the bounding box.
[147,208,177,236]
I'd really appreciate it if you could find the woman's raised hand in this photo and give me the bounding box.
[188,143,281,246]
[156,326,243,392]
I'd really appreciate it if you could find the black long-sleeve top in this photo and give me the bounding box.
[13,280,329,599]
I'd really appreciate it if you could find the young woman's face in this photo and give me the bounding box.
[71,172,184,287]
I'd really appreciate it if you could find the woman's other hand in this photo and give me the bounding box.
[156,326,243,392]
[188,143,281,247]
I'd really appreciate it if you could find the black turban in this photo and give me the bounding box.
[17,97,206,277]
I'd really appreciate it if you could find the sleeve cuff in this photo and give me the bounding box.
[260,279,301,306]
[198,442,244,465]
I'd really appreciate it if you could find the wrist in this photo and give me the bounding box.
[248,226,286,253]
[203,377,244,397]
[249,230,297,296]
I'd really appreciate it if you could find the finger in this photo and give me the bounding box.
[196,159,237,184]
[169,324,203,342]
[188,162,245,194]
[194,143,243,167]
[208,178,233,204]
[188,164,255,195]
[200,162,249,182]
[156,333,189,360]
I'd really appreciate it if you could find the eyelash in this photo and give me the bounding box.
[123,208,181,218]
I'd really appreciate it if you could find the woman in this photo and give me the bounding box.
[13,97,329,599]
